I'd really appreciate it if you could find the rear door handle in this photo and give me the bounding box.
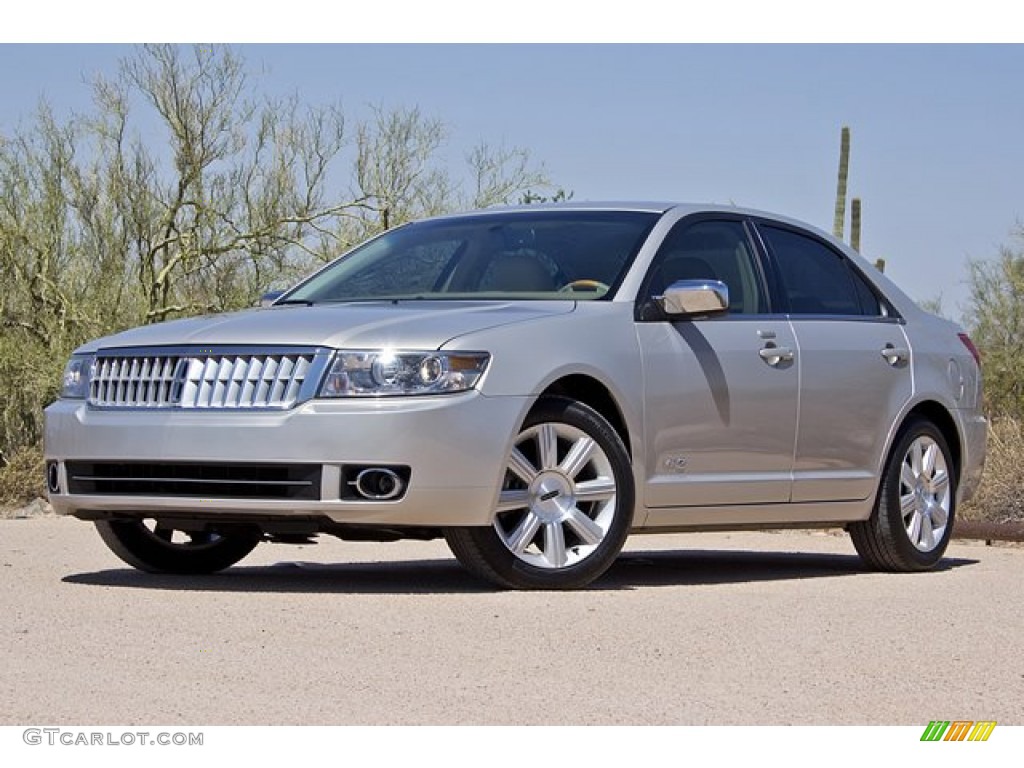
[881,345,909,366]
[759,345,794,366]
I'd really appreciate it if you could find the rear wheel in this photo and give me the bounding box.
[95,519,262,574]
[445,397,634,590]
[850,417,955,571]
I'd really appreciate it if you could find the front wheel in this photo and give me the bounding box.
[850,417,956,571]
[95,519,262,574]
[445,397,634,590]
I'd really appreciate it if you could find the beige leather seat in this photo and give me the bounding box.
[483,251,557,292]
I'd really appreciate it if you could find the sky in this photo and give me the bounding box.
[1,41,1022,322]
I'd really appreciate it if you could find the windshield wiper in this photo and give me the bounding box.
[272,298,315,306]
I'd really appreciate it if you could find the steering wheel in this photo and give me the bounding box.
[559,279,610,295]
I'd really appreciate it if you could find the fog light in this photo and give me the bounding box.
[46,462,61,494]
[354,468,404,500]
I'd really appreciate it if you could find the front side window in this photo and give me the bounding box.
[645,219,767,314]
[760,225,883,316]
[283,211,659,303]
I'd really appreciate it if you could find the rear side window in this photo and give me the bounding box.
[760,225,882,316]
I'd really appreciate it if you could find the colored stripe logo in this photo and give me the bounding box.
[921,721,997,742]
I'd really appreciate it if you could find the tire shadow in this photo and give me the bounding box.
[62,548,979,595]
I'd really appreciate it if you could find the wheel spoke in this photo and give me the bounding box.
[565,507,604,546]
[537,424,559,471]
[575,476,616,502]
[919,515,936,550]
[496,488,531,513]
[507,446,539,485]
[930,502,949,530]
[900,460,917,491]
[929,470,950,498]
[922,442,938,478]
[153,523,174,542]
[910,440,924,476]
[906,510,923,545]
[542,521,568,567]
[899,492,917,520]
[559,436,596,480]
[507,511,542,554]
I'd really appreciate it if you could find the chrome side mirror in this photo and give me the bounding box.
[657,279,730,317]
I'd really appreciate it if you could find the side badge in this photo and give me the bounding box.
[662,455,688,473]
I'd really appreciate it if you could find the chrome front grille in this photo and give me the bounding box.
[88,347,329,409]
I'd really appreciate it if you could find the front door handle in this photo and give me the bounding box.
[881,345,909,366]
[759,344,794,366]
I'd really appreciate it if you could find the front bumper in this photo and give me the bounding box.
[44,392,528,527]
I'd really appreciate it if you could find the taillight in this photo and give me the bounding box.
[958,332,981,367]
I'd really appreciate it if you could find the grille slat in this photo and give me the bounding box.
[66,461,322,500]
[88,347,323,409]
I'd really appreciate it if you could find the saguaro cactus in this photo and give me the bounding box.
[833,126,850,240]
[851,197,862,252]
[830,127,882,271]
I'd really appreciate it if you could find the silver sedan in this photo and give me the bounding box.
[45,202,987,589]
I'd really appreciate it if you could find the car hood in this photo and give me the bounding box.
[78,301,577,352]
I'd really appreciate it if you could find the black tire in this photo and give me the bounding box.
[444,397,634,590]
[850,417,956,571]
[95,519,262,574]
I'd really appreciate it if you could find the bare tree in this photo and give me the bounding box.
[0,44,554,500]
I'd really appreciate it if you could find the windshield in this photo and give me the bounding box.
[282,211,659,303]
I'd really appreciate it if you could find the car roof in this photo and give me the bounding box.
[415,201,826,229]
[408,201,676,221]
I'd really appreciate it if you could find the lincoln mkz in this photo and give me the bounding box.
[45,203,987,589]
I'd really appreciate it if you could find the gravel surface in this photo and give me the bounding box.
[0,499,55,520]
[1,516,1021,725]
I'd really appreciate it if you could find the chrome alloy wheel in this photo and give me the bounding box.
[899,435,951,552]
[493,422,618,569]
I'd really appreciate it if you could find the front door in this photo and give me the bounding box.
[637,318,799,507]
[635,218,799,508]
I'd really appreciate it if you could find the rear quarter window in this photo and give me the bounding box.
[760,224,883,316]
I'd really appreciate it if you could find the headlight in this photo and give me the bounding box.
[319,350,490,397]
[61,354,95,399]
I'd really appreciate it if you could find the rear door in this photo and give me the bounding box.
[754,222,913,502]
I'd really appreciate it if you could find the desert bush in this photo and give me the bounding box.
[960,415,1024,523]
[0,443,45,507]
[964,228,1024,420]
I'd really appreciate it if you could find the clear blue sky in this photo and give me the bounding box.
[2,43,1022,322]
